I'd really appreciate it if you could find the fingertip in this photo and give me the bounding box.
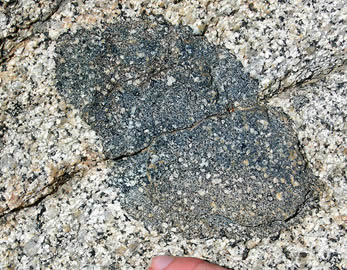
[149,256,226,270]
[151,256,174,270]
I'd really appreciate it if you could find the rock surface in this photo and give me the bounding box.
[109,107,315,239]
[55,17,259,158]
[0,0,345,269]
[0,0,63,64]
[54,17,317,240]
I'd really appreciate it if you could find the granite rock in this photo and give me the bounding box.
[0,26,104,216]
[142,0,346,99]
[0,0,64,63]
[0,0,345,269]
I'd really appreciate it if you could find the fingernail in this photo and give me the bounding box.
[153,256,174,270]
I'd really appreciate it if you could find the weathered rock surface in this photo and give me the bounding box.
[55,16,317,239]
[55,16,258,158]
[109,107,314,239]
[0,0,63,63]
[0,0,345,269]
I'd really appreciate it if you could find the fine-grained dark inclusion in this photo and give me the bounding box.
[55,16,317,239]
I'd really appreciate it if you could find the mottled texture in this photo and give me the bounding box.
[143,0,346,99]
[0,0,64,63]
[0,0,345,269]
[55,16,258,159]
[109,107,315,239]
[0,38,104,217]
[55,16,317,240]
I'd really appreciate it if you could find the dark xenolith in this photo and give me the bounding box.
[54,16,318,240]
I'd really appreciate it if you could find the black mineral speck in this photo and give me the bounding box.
[54,15,318,240]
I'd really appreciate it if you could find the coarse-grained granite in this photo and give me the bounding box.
[0,0,64,64]
[269,66,347,212]
[140,0,346,99]
[0,27,104,216]
[0,0,345,269]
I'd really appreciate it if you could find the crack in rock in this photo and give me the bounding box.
[0,152,101,218]
[0,166,77,218]
[54,15,319,240]
[0,0,66,64]
[104,109,250,162]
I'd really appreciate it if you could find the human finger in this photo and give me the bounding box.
[149,255,228,270]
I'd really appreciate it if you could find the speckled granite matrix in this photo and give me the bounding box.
[0,0,345,269]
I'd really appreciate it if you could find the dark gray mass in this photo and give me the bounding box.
[55,16,258,158]
[54,16,317,240]
[108,107,315,239]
